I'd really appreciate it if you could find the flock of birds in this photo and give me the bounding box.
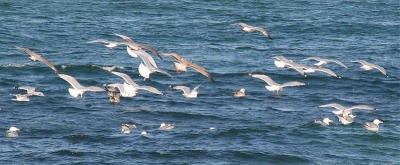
[4,22,389,137]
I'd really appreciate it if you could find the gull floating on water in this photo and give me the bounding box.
[303,57,348,69]
[364,119,383,132]
[169,84,201,98]
[108,71,164,96]
[318,103,376,125]
[314,118,334,126]
[159,122,174,130]
[230,22,272,39]
[352,60,388,77]
[249,73,306,95]
[6,126,20,137]
[160,53,214,82]
[57,73,105,98]
[15,46,59,74]
[11,94,30,102]
[108,91,120,104]
[141,131,148,135]
[232,88,246,98]
[16,86,44,96]
[121,124,137,134]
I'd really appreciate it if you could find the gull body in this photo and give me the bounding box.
[233,88,246,98]
[106,83,138,97]
[12,94,30,102]
[6,126,21,137]
[16,86,44,96]
[364,119,383,132]
[57,73,105,98]
[272,56,306,76]
[160,53,214,82]
[109,71,164,96]
[303,57,348,68]
[15,46,59,74]
[249,73,305,94]
[160,123,174,130]
[352,60,388,77]
[121,124,137,134]
[314,118,334,126]
[170,84,201,98]
[230,22,272,39]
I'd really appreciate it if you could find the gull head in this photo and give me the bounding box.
[323,118,334,125]
[9,126,21,132]
[240,88,245,93]
[373,119,383,125]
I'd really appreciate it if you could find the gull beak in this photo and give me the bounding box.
[380,121,384,124]
[16,128,21,131]
[329,119,334,123]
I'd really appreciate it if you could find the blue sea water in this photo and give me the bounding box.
[0,0,399,164]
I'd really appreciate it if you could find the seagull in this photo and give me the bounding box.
[271,56,305,76]
[318,103,376,125]
[11,94,30,102]
[121,124,137,134]
[169,84,201,98]
[232,88,246,98]
[314,118,334,126]
[57,73,105,98]
[159,123,174,130]
[109,71,164,96]
[303,57,348,69]
[6,126,21,137]
[141,131,148,135]
[160,53,214,82]
[86,39,125,49]
[364,119,383,132]
[230,22,272,39]
[249,73,306,95]
[352,60,388,77]
[301,66,341,78]
[112,33,162,59]
[106,83,138,97]
[16,86,44,96]
[138,58,172,80]
[15,46,59,74]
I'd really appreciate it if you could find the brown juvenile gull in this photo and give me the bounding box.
[57,73,105,98]
[15,46,59,74]
[249,73,306,95]
[364,119,383,132]
[6,126,21,137]
[108,91,120,104]
[159,122,174,130]
[318,103,376,125]
[352,60,388,77]
[230,22,272,39]
[121,124,137,134]
[169,84,201,98]
[16,86,44,96]
[232,88,246,98]
[303,57,348,68]
[314,118,334,126]
[160,53,214,82]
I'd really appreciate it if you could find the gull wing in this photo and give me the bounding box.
[86,39,114,44]
[15,46,59,74]
[134,49,158,68]
[254,27,272,39]
[230,22,250,27]
[170,85,191,95]
[192,84,201,93]
[110,71,139,87]
[160,53,185,62]
[85,86,105,92]
[327,59,348,68]
[303,57,321,61]
[154,68,173,77]
[319,103,345,110]
[370,64,387,76]
[17,86,35,93]
[281,81,306,87]
[58,74,85,89]
[316,67,340,78]
[113,33,135,43]
[250,73,278,86]
[137,86,164,95]
[188,63,214,82]
[348,105,376,111]
[114,33,162,59]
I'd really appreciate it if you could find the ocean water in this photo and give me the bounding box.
[1,0,399,164]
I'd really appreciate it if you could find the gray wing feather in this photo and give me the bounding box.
[250,74,278,86]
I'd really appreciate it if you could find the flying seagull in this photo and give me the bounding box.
[271,56,306,76]
[303,57,348,68]
[249,73,306,94]
[11,94,30,102]
[16,86,44,96]
[352,60,388,77]
[169,84,201,98]
[113,33,162,59]
[230,22,272,39]
[109,71,164,96]
[57,73,105,98]
[15,46,59,74]
[160,53,214,82]
[301,66,341,78]
[318,103,376,125]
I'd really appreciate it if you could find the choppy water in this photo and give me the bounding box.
[1,0,399,164]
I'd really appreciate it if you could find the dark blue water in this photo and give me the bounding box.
[1,0,399,164]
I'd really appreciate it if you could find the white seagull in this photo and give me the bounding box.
[121,124,137,134]
[364,119,383,132]
[159,123,174,130]
[6,126,21,137]
[169,84,201,98]
[57,73,105,98]
[230,22,272,39]
[271,56,306,76]
[301,66,341,78]
[16,86,45,96]
[314,118,334,126]
[109,71,164,96]
[303,57,348,68]
[15,46,60,74]
[352,60,388,77]
[249,73,306,94]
